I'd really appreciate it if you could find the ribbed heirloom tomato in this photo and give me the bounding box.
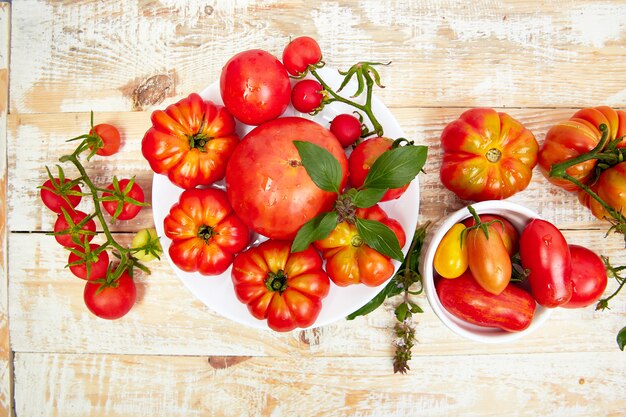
[231,240,330,332]
[164,188,251,275]
[142,93,240,189]
[440,108,538,201]
[225,117,348,240]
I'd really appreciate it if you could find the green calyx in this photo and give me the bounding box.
[265,270,288,294]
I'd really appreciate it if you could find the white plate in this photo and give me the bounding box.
[151,67,420,330]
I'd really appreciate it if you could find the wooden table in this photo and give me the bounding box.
[2,1,626,415]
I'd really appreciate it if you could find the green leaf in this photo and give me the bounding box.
[618,326,626,351]
[356,218,404,262]
[293,141,343,193]
[394,302,409,322]
[346,278,403,320]
[362,145,427,190]
[352,188,387,208]
[291,211,338,253]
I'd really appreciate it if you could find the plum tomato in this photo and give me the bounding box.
[463,214,519,256]
[83,271,136,320]
[433,223,468,279]
[54,210,96,248]
[330,114,362,148]
[349,137,409,201]
[40,178,82,214]
[90,123,121,156]
[291,79,324,113]
[282,36,323,76]
[226,117,348,240]
[220,49,291,126]
[68,244,110,281]
[101,178,145,221]
[563,245,608,309]
[519,219,572,307]
[466,223,512,295]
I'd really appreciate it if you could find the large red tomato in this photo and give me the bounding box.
[225,117,348,240]
[220,49,291,126]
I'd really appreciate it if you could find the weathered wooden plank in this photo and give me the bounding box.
[9,1,626,114]
[0,3,12,416]
[13,351,626,417]
[8,107,618,233]
[8,230,625,356]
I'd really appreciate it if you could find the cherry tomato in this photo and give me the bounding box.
[68,244,110,280]
[220,49,291,126]
[226,117,348,240]
[349,137,409,201]
[463,214,519,256]
[232,240,330,332]
[83,271,136,320]
[330,114,362,148]
[101,178,145,221]
[563,245,607,309]
[436,270,536,332]
[466,224,512,295]
[131,228,162,262]
[40,178,82,214]
[519,219,572,308]
[282,36,322,76]
[433,223,468,279]
[54,210,96,248]
[90,123,121,156]
[291,79,323,113]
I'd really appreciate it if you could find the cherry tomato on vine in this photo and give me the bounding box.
[220,49,291,125]
[101,178,145,221]
[463,214,519,256]
[433,223,468,279]
[563,245,607,309]
[40,178,82,214]
[349,137,409,201]
[330,114,362,148]
[131,228,162,262]
[282,36,323,76]
[466,224,511,295]
[83,271,136,320]
[291,79,324,113]
[54,210,96,248]
[68,244,110,280]
[519,219,572,308]
[90,123,121,156]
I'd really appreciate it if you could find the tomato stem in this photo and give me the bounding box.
[265,270,288,294]
[197,225,214,242]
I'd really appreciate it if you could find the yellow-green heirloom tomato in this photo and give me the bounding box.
[433,223,468,278]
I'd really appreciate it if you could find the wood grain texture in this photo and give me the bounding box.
[0,3,12,416]
[8,0,626,114]
[13,352,626,417]
[7,231,625,356]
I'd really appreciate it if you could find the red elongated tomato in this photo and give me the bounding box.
[225,117,348,240]
[519,219,572,307]
[563,245,608,309]
[436,270,536,332]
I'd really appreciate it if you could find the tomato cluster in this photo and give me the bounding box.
[39,122,155,320]
[433,210,607,332]
[142,37,415,332]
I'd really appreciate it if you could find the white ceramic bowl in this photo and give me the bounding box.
[421,200,552,343]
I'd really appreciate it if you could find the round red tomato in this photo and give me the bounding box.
[282,36,322,76]
[83,271,136,320]
[330,114,362,148]
[68,244,109,280]
[563,245,607,309]
[291,79,323,113]
[40,178,82,214]
[220,49,291,126]
[102,178,145,221]
[349,137,408,201]
[54,210,96,248]
[225,117,348,239]
[90,123,121,156]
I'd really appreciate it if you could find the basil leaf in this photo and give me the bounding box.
[356,218,404,262]
[346,278,403,320]
[293,141,342,193]
[291,211,339,253]
[352,188,387,208]
[394,302,409,322]
[362,145,427,190]
[618,326,626,351]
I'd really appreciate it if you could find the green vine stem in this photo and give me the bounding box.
[309,62,390,137]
